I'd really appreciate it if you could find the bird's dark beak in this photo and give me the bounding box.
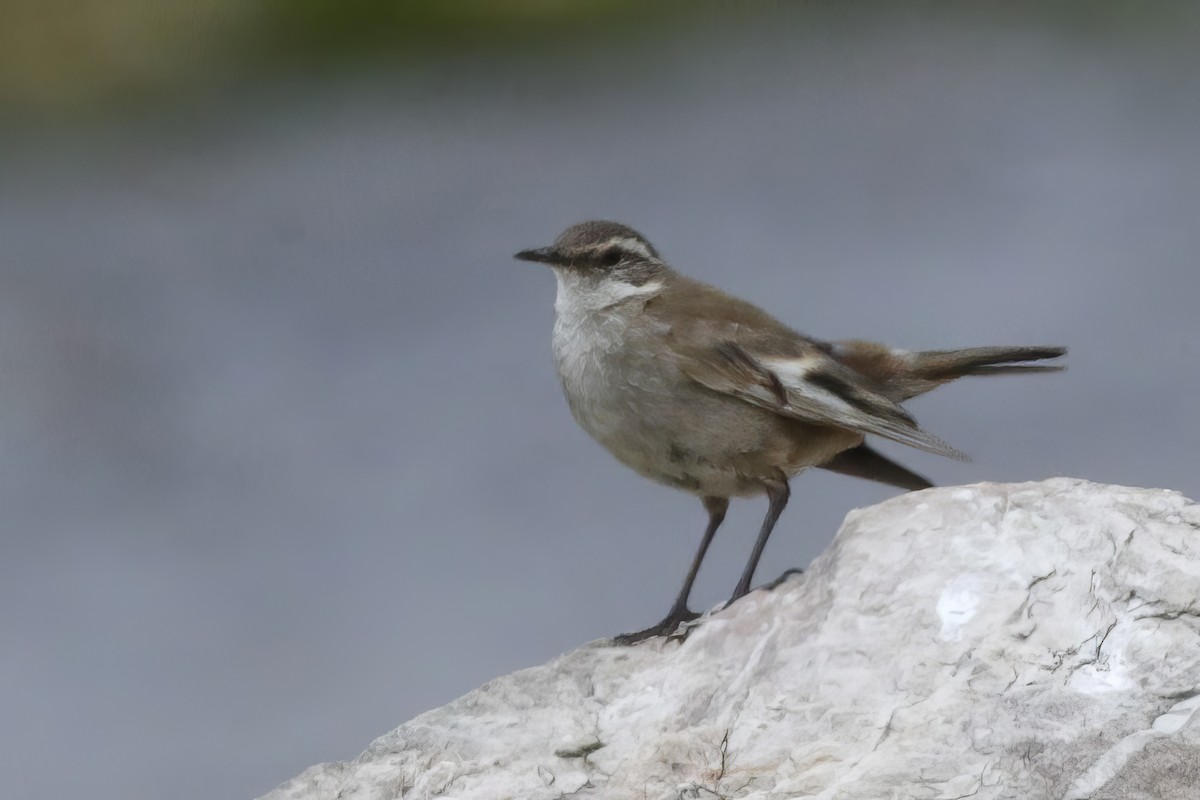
[514,246,560,265]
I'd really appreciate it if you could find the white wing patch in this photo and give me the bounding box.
[751,353,965,460]
[760,355,856,415]
[760,355,822,383]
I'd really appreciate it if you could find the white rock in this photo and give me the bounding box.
[263,479,1200,800]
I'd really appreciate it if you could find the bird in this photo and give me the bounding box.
[515,220,1065,644]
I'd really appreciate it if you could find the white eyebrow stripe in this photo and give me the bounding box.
[603,236,654,260]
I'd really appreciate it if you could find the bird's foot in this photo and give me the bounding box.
[721,568,807,611]
[760,567,805,592]
[612,607,700,646]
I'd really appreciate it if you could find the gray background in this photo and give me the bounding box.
[2,7,1198,800]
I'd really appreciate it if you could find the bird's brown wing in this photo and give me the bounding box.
[643,276,966,459]
[672,338,966,460]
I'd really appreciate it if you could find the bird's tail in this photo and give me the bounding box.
[834,341,1067,401]
[909,345,1066,377]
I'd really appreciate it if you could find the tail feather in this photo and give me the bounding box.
[960,363,1066,376]
[900,345,1067,399]
[832,340,1067,401]
[912,346,1067,378]
[818,443,934,492]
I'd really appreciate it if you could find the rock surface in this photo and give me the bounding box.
[264,479,1200,799]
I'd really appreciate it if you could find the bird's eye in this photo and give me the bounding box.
[600,248,623,267]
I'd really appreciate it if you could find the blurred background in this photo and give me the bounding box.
[2,1,1198,798]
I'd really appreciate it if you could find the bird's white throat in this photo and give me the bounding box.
[551,271,663,403]
[552,270,663,318]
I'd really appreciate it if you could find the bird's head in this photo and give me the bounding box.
[514,221,667,289]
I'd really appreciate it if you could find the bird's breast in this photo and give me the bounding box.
[553,308,631,426]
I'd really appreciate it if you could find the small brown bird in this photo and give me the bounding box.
[516,221,1065,644]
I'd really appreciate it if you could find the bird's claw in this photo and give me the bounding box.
[612,608,700,646]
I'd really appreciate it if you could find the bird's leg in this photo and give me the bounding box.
[664,496,729,619]
[613,496,728,645]
[729,478,791,603]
